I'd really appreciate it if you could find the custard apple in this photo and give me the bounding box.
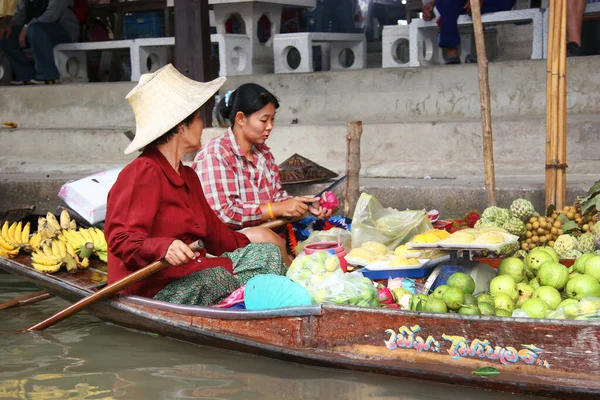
[509,198,535,222]
[480,206,511,227]
[575,233,596,254]
[475,219,502,229]
[499,241,520,257]
[553,234,578,259]
[502,217,526,236]
[563,249,583,259]
[592,223,600,235]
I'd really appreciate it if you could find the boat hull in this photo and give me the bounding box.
[1,255,599,399]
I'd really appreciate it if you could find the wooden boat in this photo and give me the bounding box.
[1,254,599,399]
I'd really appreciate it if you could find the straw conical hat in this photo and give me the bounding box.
[278,153,338,184]
[124,64,226,155]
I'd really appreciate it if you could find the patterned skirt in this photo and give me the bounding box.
[153,243,287,306]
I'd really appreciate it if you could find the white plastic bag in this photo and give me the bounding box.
[58,168,123,224]
[351,193,433,250]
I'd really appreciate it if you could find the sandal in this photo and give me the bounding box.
[445,56,461,65]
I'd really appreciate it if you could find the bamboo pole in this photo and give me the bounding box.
[556,0,568,209]
[550,0,562,208]
[544,0,556,208]
[344,121,362,218]
[470,0,496,206]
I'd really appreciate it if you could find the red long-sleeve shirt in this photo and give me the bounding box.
[105,146,250,298]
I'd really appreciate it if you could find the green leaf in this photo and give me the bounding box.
[585,180,600,197]
[472,367,500,377]
[561,220,579,233]
[581,198,596,215]
[546,204,556,217]
[558,213,570,223]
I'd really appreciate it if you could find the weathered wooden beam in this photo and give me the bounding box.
[174,0,216,126]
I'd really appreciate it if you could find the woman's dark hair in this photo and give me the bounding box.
[149,107,200,147]
[216,83,279,127]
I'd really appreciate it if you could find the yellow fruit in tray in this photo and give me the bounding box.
[390,255,421,266]
[423,232,441,243]
[411,234,427,243]
[472,232,506,245]
[348,247,377,262]
[431,229,450,239]
[443,232,476,244]
[393,244,421,257]
[361,241,389,255]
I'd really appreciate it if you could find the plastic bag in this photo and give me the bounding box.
[295,228,352,255]
[512,296,600,320]
[287,252,378,307]
[309,271,378,307]
[287,252,342,288]
[351,193,433,250]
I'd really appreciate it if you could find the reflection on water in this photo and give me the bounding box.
[0,274,547,400]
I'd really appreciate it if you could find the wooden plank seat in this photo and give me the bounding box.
[382,8,544,68]
[273,32,366,73]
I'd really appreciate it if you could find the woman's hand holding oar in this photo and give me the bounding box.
[25,240,205,332]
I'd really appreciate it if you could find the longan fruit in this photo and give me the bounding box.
[526,231,533,238]
[526,223,533,230]
[530,216,538,223]
[533,221,540,229]
[526,238,532,244]
[539,235,547,243]
[567,211,575,220]
[540,221,548,229]
[522,242,529,251]
[551,227,558,235]
[548,240,555,247]
[531,236,539,243]
[530,243,537,249]
[553,220,562,228]
[537,227,545,235]
[558,229,564,236]
[583,224,589,231]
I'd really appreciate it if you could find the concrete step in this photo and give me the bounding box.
[2,57,599,130]
[1,174,595,221]
[5,113,597,179]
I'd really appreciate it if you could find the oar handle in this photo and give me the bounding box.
[26,239,205,332]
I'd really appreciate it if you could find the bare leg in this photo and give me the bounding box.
[567,0,586,45]
[242,227,293,266]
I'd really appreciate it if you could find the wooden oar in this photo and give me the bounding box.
[0,290,53,311]
[25,240,205,332]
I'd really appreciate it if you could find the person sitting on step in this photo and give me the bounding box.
[0,0,79,84]
[422,0,516,64]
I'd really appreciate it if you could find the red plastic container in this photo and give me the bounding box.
[303,241,348,272]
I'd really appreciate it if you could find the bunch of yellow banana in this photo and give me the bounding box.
[31,241,65,273]
[59,209,78,230]
[0,228,20,259]
[1,220,31,253]
[60,227,106,262]
[31,238,89,274]
[38,212,61,240]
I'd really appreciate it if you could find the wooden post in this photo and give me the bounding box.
[470,0,496,206]
[344,121,362,218]
[174,0,216,126]
[545,0,567,209]
[556,0,567,209]
[545,0,556,208]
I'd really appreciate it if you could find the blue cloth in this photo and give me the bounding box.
[0,22,72,81]
[437,0,515,49]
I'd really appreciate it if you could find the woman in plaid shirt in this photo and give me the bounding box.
[194,84,332,262]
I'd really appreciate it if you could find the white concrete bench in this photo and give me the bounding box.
[382,8,543,68]
[273,32,366,73]
[54,40,133,81]
[54,34,253,82]
[130,34,252,80]
[542,2,600,58]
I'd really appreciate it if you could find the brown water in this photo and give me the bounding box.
[0,274,550,400]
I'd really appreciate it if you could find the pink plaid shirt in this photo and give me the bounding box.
[193,128,290,230]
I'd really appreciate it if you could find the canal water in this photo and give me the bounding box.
[0,274,549,400]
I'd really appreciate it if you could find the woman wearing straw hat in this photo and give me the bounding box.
[193,84,333,232]
[104,64,287,306]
